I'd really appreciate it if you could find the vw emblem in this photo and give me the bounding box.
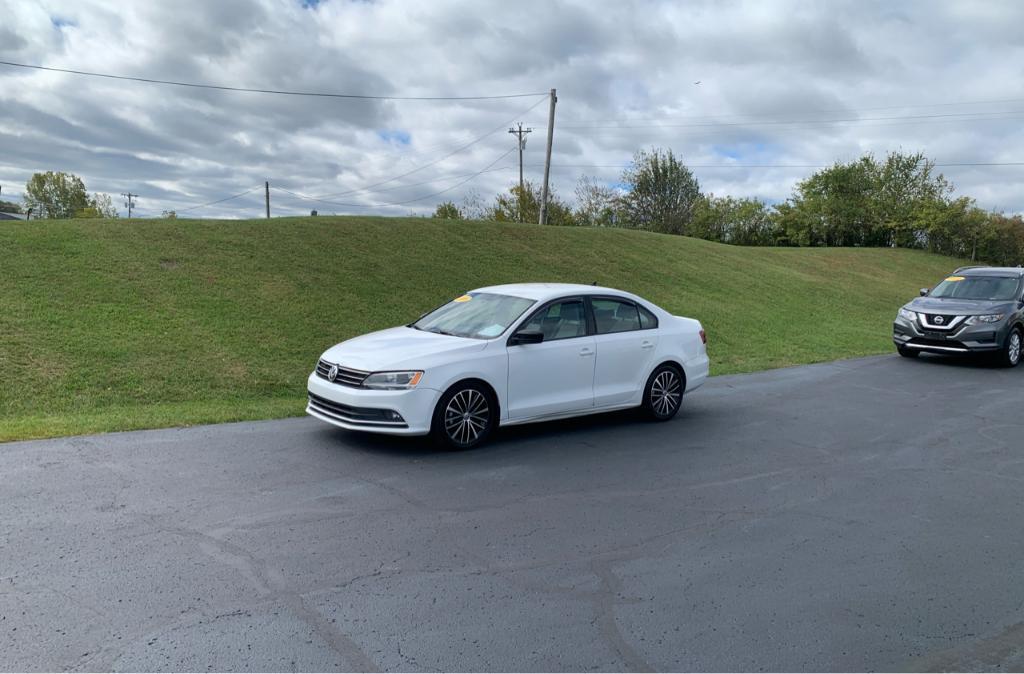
[327,364,339,382]
[934,316,945,325]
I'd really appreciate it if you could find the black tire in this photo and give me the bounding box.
[897,345,919,358]
[996,327,1022,368]
[642,364,685,421]
[430,381,497,450]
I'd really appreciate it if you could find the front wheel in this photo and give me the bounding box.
[431,382,496,450]
[997,327,1022,368]
[642,364,684,421]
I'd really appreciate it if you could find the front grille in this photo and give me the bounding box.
[315,359,370,387]
[307,392,407,427]
[920,314,964,331]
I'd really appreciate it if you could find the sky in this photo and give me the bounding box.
[1,0,1024,218]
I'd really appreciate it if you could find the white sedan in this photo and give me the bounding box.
[307,283,709,449]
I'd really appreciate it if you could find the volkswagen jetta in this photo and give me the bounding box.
[307,283,709,449]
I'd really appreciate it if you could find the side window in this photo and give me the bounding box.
[519,300,587,341]
[592,298,641,334]
[638,304,659,330]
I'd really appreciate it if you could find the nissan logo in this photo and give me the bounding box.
[327,364,339,382]
[934,316,945,325]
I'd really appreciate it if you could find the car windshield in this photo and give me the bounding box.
[929,275,1021,301]
[411,292,535,339]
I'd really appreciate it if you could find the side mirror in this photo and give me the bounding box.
[919,288,929,297]
[509,330,544,346]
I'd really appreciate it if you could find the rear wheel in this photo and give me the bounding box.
[431,382,496,450]
[642,364,684,421]
[997,327,1022,368]
[897,345,919,358]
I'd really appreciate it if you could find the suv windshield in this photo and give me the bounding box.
[412,292,535,339]
[929,275,1021,301]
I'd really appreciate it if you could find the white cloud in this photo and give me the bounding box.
[1,0,1023,217]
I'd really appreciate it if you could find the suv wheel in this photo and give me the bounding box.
[642,364,684,421]
[998,327,1022,368]
[431,382,496,450]
[897,345,919,358]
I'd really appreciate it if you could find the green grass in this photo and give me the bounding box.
[0,216,966,442]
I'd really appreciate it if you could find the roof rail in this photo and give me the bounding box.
[952,265,985,273]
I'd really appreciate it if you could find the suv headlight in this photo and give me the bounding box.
[898,308,918,322]
[362,371,423,390]
[967,314,1005,325]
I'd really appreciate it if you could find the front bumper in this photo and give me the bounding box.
[306,372,439,435]
[893,316,1006,355]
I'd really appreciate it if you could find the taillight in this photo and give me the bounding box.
[699,329,707,344]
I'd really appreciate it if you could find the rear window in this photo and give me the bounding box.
[930,275,1021,301]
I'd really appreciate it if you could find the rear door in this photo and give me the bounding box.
[590,296,659,407]
[506,298,595,419]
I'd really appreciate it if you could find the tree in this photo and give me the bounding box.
[574,176,622,227]
[691,195,778,245]
[75,193,118,219]
[775,152,954,248]
[488,181,576,226]
[619,148,701,235]
[432,201,463,220]
[0,199,22,214]
[24,171,90,219]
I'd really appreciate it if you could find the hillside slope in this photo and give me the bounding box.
[0,216,966,440]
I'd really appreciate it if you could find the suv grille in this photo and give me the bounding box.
[315,359,370,388]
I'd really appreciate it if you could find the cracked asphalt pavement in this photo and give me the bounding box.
[3,354,1024,671]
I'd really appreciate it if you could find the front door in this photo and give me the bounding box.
[507,298,595,419]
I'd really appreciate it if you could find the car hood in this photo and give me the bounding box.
[320,326,487,371]
[907,297,1014,315]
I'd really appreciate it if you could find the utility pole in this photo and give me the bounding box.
[121,192,138,218]
[538,88,557,226]
[265,180,270,219]
[508,123,533,221]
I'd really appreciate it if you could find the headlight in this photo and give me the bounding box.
[362,371,423,390]
[967,314,1005,325]
[898,308,918,322]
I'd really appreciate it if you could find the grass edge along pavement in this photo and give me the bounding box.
[0,216,967,442]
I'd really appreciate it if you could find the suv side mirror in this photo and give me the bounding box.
[919,288,929,296]
[509,330,544,346]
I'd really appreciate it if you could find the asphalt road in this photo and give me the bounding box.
[3,354,1024,672]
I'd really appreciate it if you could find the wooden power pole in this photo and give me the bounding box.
[265,181,270,219]
[538,88,557,225]
[508,123,532,222]
[121,192,138,218]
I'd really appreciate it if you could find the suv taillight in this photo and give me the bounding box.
[699,329,707,344]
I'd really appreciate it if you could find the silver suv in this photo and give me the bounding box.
[893,266,1024,367]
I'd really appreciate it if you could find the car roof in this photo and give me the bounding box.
[471,282,634,302]
[954,266,1024,277]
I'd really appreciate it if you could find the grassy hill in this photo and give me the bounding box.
[0,216,966,441]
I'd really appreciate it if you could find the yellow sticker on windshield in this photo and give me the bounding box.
[454,294,472,302]
[945,276,965,282]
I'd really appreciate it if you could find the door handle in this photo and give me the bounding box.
[579,347,594,357]
[641,340,654,350]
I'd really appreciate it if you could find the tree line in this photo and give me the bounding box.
[435,148,1024,266]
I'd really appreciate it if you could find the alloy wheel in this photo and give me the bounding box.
[650,369,682,417]
[1010,331,1022,365]
[444,389,490,446]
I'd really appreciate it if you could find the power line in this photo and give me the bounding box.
[308,94,549,199]
[548,96,1024,127]
[175,186,262,213]
[273,146,518,208]
[0,60,547,101]
[551,109,1024,131]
